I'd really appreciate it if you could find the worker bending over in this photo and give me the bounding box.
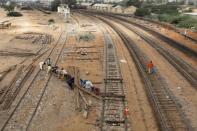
[39,62,46,70]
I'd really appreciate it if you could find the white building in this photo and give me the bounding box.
[58,4,70,18]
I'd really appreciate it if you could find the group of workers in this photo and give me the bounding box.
[38,58,100,95]
[39,58,75,89]
[38,58,154,96]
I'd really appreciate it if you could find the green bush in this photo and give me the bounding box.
[158,14,197,31]
[158,14,173,22]
[51,0,60,11]
[126,0,142,7]
[170,15,189,24]
[7,11,22,17]
[144,5,179,14]
[135,8,151,17]
[48,19,55,24]
[4,3,15,13]
[183,8,193,13]
[177,18,197,30]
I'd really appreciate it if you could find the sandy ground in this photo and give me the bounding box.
[126,17,197,52]
[102,23,159,131]
[110,20,197,130]
[0,9,103,131]
[0,8,196,131]
[0,8,62,86]
[23,13,103,131]
[76,13,159,131]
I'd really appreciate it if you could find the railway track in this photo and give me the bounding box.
[94,16,192,131]
[112,19,197,88]
[111,13,197,43]
[80,10,197,58]
[0,29,67,131]
[79,11,197,88]
[101,28,128,130]
[0,41,51,110]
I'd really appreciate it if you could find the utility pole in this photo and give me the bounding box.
[185,0,189,5]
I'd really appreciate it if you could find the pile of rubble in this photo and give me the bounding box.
[16,32,53,44]
[79,32,95,42]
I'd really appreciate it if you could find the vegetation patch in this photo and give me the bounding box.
[144,4,179,14]
[134,4,197,31]
[48,19,55,24]
[79,32,95,42]
[7,11,22,17]
[135,8,151,17]
[158,14,197,30]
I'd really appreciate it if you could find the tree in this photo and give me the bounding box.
[51,0,61,11]
[4,2,15,13]
[135,8,151,16]
[126,0,142,8]
[63,0,77,8]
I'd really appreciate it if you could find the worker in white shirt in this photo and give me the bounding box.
[61,68,68,80]
[39,62,46,70]
[84,80,93,90]
[47,65,52,74]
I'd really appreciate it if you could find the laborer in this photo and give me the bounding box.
[46,58,52,66]
[39,61,45,70]
[47,65,52,74]
[56,67,62,78]
[61,68,68,80]
[184,29,187,38]
[124,107,129,118]
[52,65,59,75]
[80,79,88,87]
[67,75,75,90]
[147,61,154,74]
[58,68,64,79]
[91,86,100,95]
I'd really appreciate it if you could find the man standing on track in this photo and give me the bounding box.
[147,61,154,74]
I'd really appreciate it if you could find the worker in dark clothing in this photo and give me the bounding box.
[91,86,100,95]
[66,75,75,90]
[52,65,59,74]
[46,58,52,66]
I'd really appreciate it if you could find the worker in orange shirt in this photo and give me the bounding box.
[147,61,154,74]
[124,107,129,118]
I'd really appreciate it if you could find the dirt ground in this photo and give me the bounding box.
[28,14,103,131]
[0,9,104,131]
[0,8,196,131]
[110,20,197,130]
[126,17,197,52]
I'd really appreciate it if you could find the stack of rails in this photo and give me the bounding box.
[101,32,129,131]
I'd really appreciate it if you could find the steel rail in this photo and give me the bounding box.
[0,30,65,131]
[80,10,197,58]
[25,31,68,130]
[101,26,128,131]
[113,19,197,88]
[95,16,192,131]
[78,11,197,88]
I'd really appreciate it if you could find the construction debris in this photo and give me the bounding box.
[79,32,95,42]
[0,21,11,29]
[81,24,92,27]
[15,32,52,44]
[0,50,36,57]
[0,65,17,82]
